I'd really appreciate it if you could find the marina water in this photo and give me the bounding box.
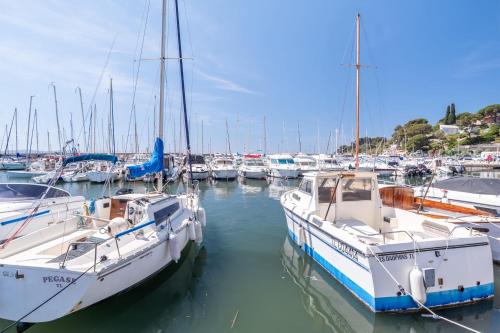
[0,172,499,333]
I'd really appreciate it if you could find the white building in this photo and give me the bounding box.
[439,124,460,135]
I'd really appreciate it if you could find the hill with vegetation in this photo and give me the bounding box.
[337,104,500,155]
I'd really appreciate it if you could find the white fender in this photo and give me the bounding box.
[197,208,206,227]
[194,220,203,245]
[169,233,181,262]
[409,266,427,305]
[107,218,128,236]
[297,226,305,247]
[187,219,196,241]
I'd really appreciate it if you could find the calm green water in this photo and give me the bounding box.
[0,172,499,333]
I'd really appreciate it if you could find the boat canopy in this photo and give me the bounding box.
[433,177,500,195]
[127,138,164,178]
[63,154,118,167]
[0,184,69,202]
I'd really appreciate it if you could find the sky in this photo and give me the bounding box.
[0,0,499,154]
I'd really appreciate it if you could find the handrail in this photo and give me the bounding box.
[60,241,99,272]
[349,227,416,244]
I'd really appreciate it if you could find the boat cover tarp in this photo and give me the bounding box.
[433,177,500,195]
[127,138,164,178]
[63,154,118,166]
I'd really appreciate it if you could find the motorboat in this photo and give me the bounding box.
[281,171,493,312]
[267,154,300,179]
[87,162,120,183]
[0,183,85,242]
[380,183,500,263]
[313,154,343,171]
[210,157,238,180]
[415,177,500,216]
[182,155,209,181]
[238,154,267,179]
[294,154,319,176]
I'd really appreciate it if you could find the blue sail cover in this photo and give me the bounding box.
[63,154,118,166]
[127,138,164,178]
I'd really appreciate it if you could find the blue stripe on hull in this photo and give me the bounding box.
[0,209,51,226]
[287,229,494,312]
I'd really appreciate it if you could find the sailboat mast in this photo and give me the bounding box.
[157,0,167,190]
[355,13,361,169]
[26,96,34,157]
[50,84,62,153]
[76,87,87,151]
[174,0,193,183]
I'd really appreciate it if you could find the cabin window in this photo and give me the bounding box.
[341,178,372,201]
[318,178,337,203]
[298,179,312,194]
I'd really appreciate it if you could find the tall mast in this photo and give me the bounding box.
[14,108,18,154]
[297,122,302,153]
[355,13,361,169]
[175,0,193,183]
[110,78,116,155]
[49,83,62,153]
[201,120,204,155]
[263,116,267,155]
[76,87,87,151]
[35,109,39,153]
[26,95,34,156]
[158,0,167,190]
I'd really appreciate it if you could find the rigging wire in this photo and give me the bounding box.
[125,0,151,153]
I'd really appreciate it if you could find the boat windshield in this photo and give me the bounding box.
[216,160,233,165]
[190,155,205,164]
[278,159,294,165]
[341,178,372,201]
[0,184,69,202]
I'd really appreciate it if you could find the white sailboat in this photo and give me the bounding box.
[0,0,206,325]
[280,14,493,313]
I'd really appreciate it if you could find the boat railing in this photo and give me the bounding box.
[60,236,122,271]
[353,227,416,244]
[60,241,99,272]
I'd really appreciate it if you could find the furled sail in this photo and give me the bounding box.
[127,138,164,178]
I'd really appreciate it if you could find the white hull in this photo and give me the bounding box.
[182,171,209,181]
[211,169,238,180]
[87,171,118,183]
[238,168,267,179]
[269,168,300,179]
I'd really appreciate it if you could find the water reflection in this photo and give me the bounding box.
[268,178,300,200]
[281,236,495,333]
[238,178,267,194]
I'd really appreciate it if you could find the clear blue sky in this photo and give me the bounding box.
[0,0,498,154]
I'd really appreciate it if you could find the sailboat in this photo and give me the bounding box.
[0,0,206,324]
[280,14,493,313]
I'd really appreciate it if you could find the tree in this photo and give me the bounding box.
[407,134,430,152]
[449,103,456,124]
[444,105,451,124]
